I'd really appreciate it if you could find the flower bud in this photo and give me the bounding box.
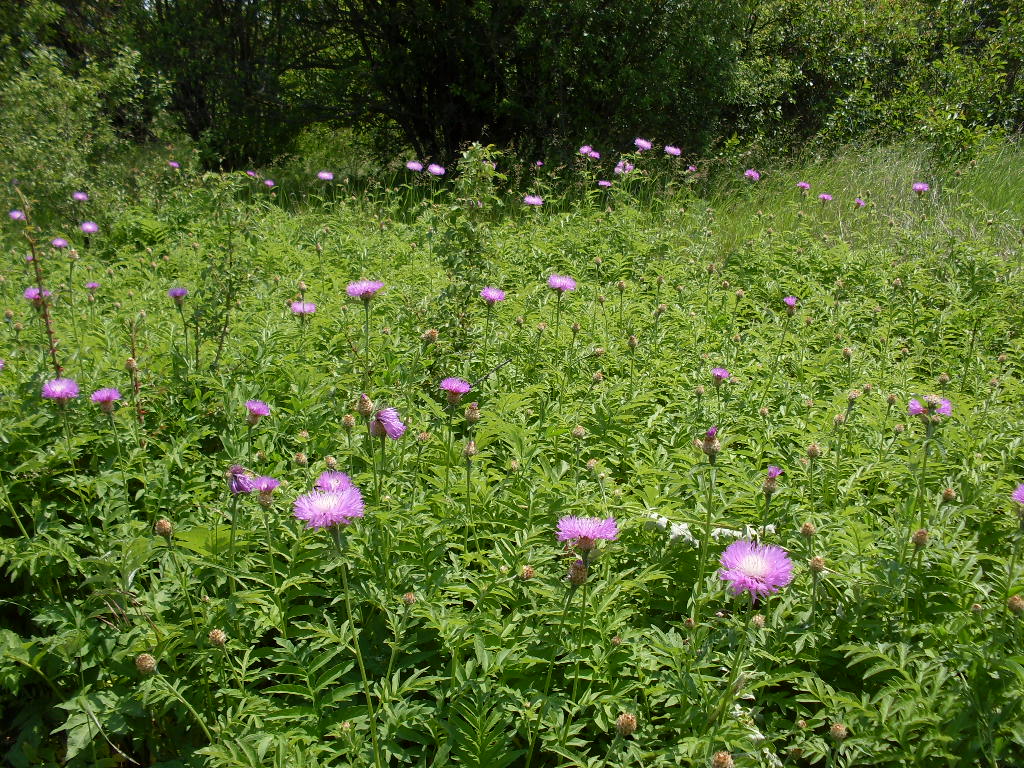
[615,712,637,737]
[800,521,816,538]
[342,413,356,429]
[571,425,586,439]
[830,723,848,742]
[912,528,928,549]
[942,487,956,502]
[809,555,825,573]
[463,440,478,458]
[711,751,734,768]
[135,653,157,675]
[356,394,374,418]
[402,592,417,605]
[568,559,587,586]
[520,565,536,580]
[807,443,821,459]
[1008,595,1024,616]
[154,518,172,538]
[294,452,308,466]
[465,402,481,424]
[208,629,227,647]
[421,328,438,344]
[627,334,638,349]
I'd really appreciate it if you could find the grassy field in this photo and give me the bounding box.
[2,141,1024,767]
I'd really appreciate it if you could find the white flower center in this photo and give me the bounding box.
[739,554,770,579]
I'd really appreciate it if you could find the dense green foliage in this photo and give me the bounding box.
[2,142,1024,766]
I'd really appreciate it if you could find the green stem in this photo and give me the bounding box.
[155,673,215,743]
[691,463,717,621]
[524,588,575,768]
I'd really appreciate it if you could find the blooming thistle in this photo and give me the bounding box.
[85,281,99,292]
[579,145,593,155]
[168,287,188,304]
[597,180,612,188]
[523,194,543,206]
[227,465,256,495]
[80,221,99,234]
[1012,484,1024,507]
[245,399,270,425]
[264,179,276,188]
[614,160,634,175]
[317,170,334,181]
[664,145,682,156]
[547,273,577,293]
[440,377,471,404]
[480,286,505,305]
[406,160,423,172]
[253,476,280,507]
[634,137,652,151]
[427,163,445,176]
[346,280,384,301]
[687,164,697,172]
[744,169,761,181]
[293,486,365,529]
[719,540,794,598]
[556,515,618,552]
[711,367,730,388]
[818,193,832,203]
[907,395,952,423]
[912,182,930,196]
[796,181,810,192]
[698,426,721,462]
[587,150,601,159]
[316,471,354,492]
[9,209,26,221]
[854,197,866,208]
[90,387,122,414]
[51,237,69,249]
[42,378,79,401]
[72,191,89,202]
[783,295,798,315]
[290,300,316,315]
[370,407,407,439]
[762,466,783,497]
[24,286,52,306]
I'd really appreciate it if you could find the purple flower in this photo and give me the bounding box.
[579,145,593,155]
[80,221,98,234]
[706,426,718,439]
[766,466,783,480]
[228,465,256,494]
[427,164,445,176]
[783,296,797,308]
[587,150,601,159]
[440,377,472,403]
[316,471,354,492]
[796,181,810,191]
[664,145,682,156]
[819,193,832,202]
[908,399,925,416]
[909,395,952,419]
[711,367,730,382]
[24,286,51,302]
[72,191,89,202]
[245,400,270,424]
[253,476,280,506]
[264,179,276,188]
[854,197,866,208]
[687,165,697,172]
[912,182,929,195]
[547,273,576,293]
[556,515,618,551]
[51,238,69,248]
[597,180,612,188]
[346,280,385,300]
[634,137,652,151]
[91,387,122,413]
[293,486,365,529]
[85,281,99,291]
[9,209,26,221]
[168,161,180,169]
[290,300,316,315]
[317,170,334,181]
[535,160,544,167]
[719,540,793,598]
[523,194,544,206]
[406,160,424,172]
[744,169,761,181]
[42,378,79,401]
[168,287,188,303]
[481,286,506,305]
[1012,484,1024,506]
[614,160,634,175]
[246,170,257,178]
[370,407,406,439]
[0,359,5,372]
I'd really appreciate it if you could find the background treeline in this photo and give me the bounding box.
[1,0,1022,179]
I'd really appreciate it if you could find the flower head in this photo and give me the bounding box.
[547,273,576,293]
[783,296,798,310]
[523,194,543,206]
[1012,484,1024,506]
[317,170,334,181]
[664,145,681,156]
[168,161,180,169]
[72,191,89,202]
[912,182,929,194]
[80,221,98,234]
[481,286,505,305]
[406,160,423,172]
[908,395,951,420]
[854,197,866,208]
[51,238,69,248]
[614,160,634,174]
[228,464,256,495]
[687,165,697,172]
[719,540,793,597]
[427,163,445,176]
[556,515,619,551]
[168,287,188,301]
[24,286,51,303]
[440,377,471,404]
[91,387,121,413]
[264,179,276,187]
[711,367,730,384]
[597,180,612,188]
[42,378,79,401]
[293,486,365,529]
[766,466,783,480]
[587,150,601,159]
[744,169,760,181]
[818,193,832,202]
[370,407,407,439]
[796,181,810,191]
[290,300,316,315]
[579,145,593,155]
[245,399,270,424]
[316,471,354,492]
[346,280,385,300]
[9,209,26,221]
[634,137,652,151]
[85,281,99,291]
[253,475,280,493]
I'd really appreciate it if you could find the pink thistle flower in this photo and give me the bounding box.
[556,515,619,551]
[711,367,730,384]
[370,407,406,439]
[85,282,99,291]
[80,221,98,234]
[783,296,798,308]
[547,273,576,293]
[440,377,471,404]
[597,180,612,188]
[579,145,593,155]
[0,359,5,371]
[744,169,761,181]
[24,286,51,303]
[854,197,866,207]
[346,280,384,300]
[523,194,543,206]
[316,471,354,492]
[245,399,270,424]
[587,150,601,159]
[91,387,122,413]
[614,160,634,174]
[264,179,275,187]
[72,191,89,202]
[9,209,26,221]
[819,193,832,202]
[42,378,79,401]
[535,160,543,167]
[293,487,365,529]
[317,170,334,181]
[168,161,180,169]
[766,466,783,480]
[51,238,69,248]
[687,165,697,172]
[634,137,652,151]
[796,181,810,191]
[427,164,445,176]
[664,145,682,156]
[719,540,793,598]
[253,476,280,506]
[406,160,423,172]
[168,287,188,303]
[290,300,316,315]
[246,170,257,178]
[227,464,256,494]
[908,398,925,416]
[481,286,505,305]
[1012,484,1024,506]
[912,182,929,195]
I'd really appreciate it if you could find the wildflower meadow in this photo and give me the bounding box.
[3,141,1024,767]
